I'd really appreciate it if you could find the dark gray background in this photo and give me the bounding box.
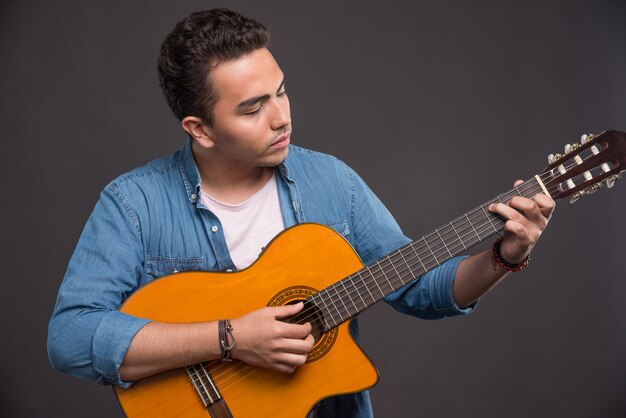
[1,1,625,417]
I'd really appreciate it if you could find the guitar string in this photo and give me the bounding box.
[200,180,548,390]
[320,140,616,324]
[189,363,215,405]
[193,150,604,393]
[200,175,558,387]
[216,147,616,391]
[225,161,572,340]
[196,361,221,403]
[201,155,610,394]
[317,148,612,328]
[203,176,574,394]
[198,187,534,393]
[298,150,605,327]
[308,180,545,325]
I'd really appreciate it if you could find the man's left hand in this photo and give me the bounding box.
[488,180,556,264]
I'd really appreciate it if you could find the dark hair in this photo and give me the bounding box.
[157,8,269,123]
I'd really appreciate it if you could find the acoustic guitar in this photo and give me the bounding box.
[114,130,625,417]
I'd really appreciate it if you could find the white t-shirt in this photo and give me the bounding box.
[200,173,285,270]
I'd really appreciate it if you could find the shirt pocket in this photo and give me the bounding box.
[146,254,205,279]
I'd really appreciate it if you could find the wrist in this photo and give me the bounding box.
[492,238,530,272]
[218,319,236,362]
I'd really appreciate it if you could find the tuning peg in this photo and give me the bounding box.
[565,143,580,154]
[606,177,616,188]
[548,153,563,164]
[580,133,597,144]
[606,173,622,188]
[569,191,583,204]
[584,183,602,194]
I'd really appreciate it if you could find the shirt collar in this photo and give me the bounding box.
[178,137,202,205]
[178,137,296,205]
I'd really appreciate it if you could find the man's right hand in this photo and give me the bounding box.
[231,302,315,374]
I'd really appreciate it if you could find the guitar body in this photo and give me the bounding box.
[114,223,379,417]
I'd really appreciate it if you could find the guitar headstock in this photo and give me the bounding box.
[541,130,626,203]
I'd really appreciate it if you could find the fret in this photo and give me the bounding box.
[339,279,359,316]
[435,228,453,258]
[408,242,427,272]
[397,248,415,277]
[422,236,439,265]
[464,213,482,240]
[349,274,368,310]
[366,265,385,301]
[311,292,334,329]
[324,285,342,322]
[479,205,499,234]
[386,254,405,287]
[449,221,466,250]
[332,282,350,322]
[357,270,377,304]
[374,261,392,292]
[520,184,534,198]
[527,181,544,198]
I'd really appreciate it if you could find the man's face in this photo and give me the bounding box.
[205,48,291,169]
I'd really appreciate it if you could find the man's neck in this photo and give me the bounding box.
[192,143,276,205]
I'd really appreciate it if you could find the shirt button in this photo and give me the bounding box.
[191,193,197,201]
[226,269,233,273]
[211,225,219,233]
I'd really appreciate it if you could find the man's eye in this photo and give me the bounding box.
[277,89,287,96]
[245,107,261,115]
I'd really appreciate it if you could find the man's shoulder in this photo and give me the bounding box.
[283,145,361,201]
[288,144,339,160]
[286,144,349,173]
[105,148,182,193]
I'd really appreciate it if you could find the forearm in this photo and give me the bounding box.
[119,321,220,382]
[452,248,510,308]
[119,303,315,382]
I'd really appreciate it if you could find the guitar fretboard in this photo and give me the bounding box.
[308,177,546,331]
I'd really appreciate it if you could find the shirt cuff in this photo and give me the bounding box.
[428,255,475,316]
[384,256,475,319]
[92,310,151,387]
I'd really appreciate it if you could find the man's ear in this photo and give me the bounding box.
[181,116,215,148]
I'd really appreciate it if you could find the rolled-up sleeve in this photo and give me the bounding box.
[384,255,475,318]
[47,183,150,387]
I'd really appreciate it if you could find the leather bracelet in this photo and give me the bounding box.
[492,238,530,272]
[218,319,236,362]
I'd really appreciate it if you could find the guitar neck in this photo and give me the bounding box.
[309,176,548,332]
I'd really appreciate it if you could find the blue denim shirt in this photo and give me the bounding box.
[48,139,472,417]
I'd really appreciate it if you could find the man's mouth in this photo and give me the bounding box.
[271,132,291,148]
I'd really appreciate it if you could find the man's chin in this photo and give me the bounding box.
[263,145,289,167]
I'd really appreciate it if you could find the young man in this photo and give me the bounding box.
[48,8,554,417]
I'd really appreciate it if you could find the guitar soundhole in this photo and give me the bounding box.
[267,286,339,363]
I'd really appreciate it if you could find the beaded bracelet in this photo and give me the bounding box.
[218,319,236,362]
[492,238,530,272]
